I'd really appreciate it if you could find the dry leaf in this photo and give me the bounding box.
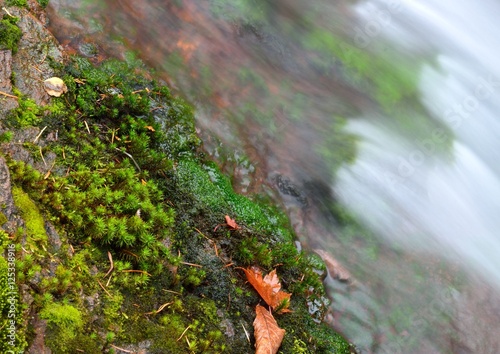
[225,215,239,229]
[243,267,291,313]
[215,215,240,231]
[254,305,285,354]
[43,77,68,97]
[145,125,156,132]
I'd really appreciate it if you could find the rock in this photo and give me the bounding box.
[27,316,52,354]
[45,221,62,252]
[0,50,19,116]
[7,6,65,105]
[83,293,100,313]
[1,127,38,166]
[114,340,151,354]
[314,249,352,282]
[0,149,30,234]
[219,318,235,338]
[19,283,34,309]
[0,156,15,222]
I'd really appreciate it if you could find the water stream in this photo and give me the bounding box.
[47,1,500,352]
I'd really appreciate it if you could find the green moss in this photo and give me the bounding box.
[40,302,87,353]
[40,303,83,335]
[291,338,309,353]
[10,95,44,127]
[37,0,50,9]
[6,0,28,7]
[0,212,7,226]
[11,186,47,244]
[0,131,13,143]
[0,15,22,54]
[0,229,10,253]
[175,159,293,238]
[277,300,353,353]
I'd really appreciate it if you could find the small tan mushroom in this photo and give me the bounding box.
[43,77,68,97]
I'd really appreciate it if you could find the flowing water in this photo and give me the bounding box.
[47,1,500,352]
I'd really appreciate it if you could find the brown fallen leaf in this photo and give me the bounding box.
[43,77,68,97]
[254,305,285,354]
[225,215,239,229]
[243,267,291,314]
[214,215,240,231]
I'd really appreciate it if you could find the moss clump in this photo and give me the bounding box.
[11,186,47,244]
[0,229,10,253]
[0,131,13,143]
[10,95,43,127]
[0,15,22,54]
[37,0,50,8]
[5,0,28,7]
[0,212,7,226]
[39,302,90,353]
[175,159,294,238]
[39,302,83,336]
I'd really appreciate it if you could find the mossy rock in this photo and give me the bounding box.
[2,50,353,353]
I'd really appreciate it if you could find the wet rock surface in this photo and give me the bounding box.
[10,7,64,105]
[0,50,18,115]
[0,3,64,107]
[0,156,13,207]
[27,316,52,354]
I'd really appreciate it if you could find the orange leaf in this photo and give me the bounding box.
[243,267,292,313]
[254,305,285,354]
[225,215,239,229]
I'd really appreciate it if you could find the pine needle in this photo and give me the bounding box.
[0,90,18,99]
[177,325,191,341]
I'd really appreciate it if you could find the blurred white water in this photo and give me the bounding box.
[334,0,500,352]
[339,0,500,291]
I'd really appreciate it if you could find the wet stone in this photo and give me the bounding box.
[9,7,64,105]
[0,156,15,219]
[275,174,308,206]
[27,316,52,354]
[219,318,235,338]
[0,50,19,115]
[45,221,62,252]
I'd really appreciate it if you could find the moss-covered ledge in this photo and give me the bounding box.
[0,3,355,354]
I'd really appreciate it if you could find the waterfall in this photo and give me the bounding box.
[333,0,500,352]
